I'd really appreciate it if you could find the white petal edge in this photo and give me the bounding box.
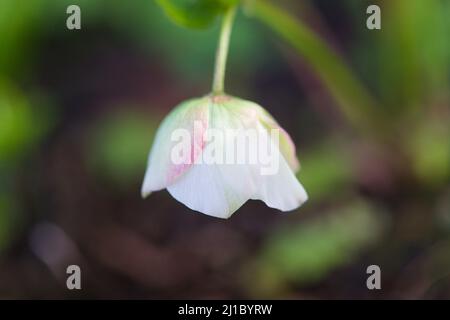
[166,160,256,219]
[246,121,307,211]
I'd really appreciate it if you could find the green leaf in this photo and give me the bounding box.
[156,0,238,29]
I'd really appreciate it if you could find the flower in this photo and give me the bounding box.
[141,94,308,218]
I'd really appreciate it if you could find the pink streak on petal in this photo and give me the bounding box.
[166,116,208,185]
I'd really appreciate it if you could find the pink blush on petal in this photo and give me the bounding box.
[167,163,191,185]
[166,117,208,185]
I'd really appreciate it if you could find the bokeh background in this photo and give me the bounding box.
[1,0,449,299]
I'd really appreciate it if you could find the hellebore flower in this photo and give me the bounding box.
[141,6,307,218]
[141,95,308,218]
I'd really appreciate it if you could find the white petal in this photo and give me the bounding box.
[230,98,300,172]
[167,160,256,219]
[251,153,308,212]
[250,123,308,211]
[227,98,306,210]
[166,102,258,218]
[141,97,209,197]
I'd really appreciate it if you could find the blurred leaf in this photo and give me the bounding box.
[0,0,45,76]
[251,0,384,137]
[245,201,386,296]
[297,140,353,202]
[87,109,158,188]
[410,117,450,187]
[0,79,48,161]
[378,0,449,115]
[156,0,239,29]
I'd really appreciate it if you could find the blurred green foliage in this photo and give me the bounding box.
[246,201,386,297]
[0,78,50,162]
[378,0,450,113]
[251,0,384,136]
[0,0,43,76]
[86,109,158,188]
[0,0,271,86]
[0,78,51,252]
[297,140,352,202]
[410,118,450,188]
[0,82,32,161]
[250,0,450,189]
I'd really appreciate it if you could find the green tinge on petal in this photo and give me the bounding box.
[224,97,301,172]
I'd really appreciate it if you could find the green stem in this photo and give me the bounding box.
[212,6,237,95]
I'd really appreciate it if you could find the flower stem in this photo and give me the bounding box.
[212,6,237,95]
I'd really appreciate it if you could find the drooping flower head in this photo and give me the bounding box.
[142,5,307,218]
[142,95,307,218]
